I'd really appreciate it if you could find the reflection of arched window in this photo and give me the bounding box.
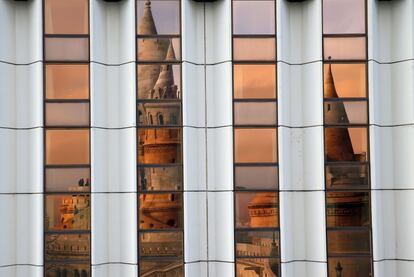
[148,113,153,125]
[74,269,80,277]
[158,114,164,125]
[138,110,143,124]
[81,270,88,277]
[171,113,177,124]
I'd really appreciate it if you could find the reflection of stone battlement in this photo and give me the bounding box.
[248,193,278,228]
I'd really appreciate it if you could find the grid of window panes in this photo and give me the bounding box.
[44,1,91,277]
[136,0,183,276]
[232,1,280,276]
[323,0,373,276]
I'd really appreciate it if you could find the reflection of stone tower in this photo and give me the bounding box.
[248,193,278,228]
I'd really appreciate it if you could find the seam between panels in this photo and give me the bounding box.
[373,259,414,262]
[0,264,44,268]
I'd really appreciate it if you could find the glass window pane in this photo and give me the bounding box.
[46,103,89,127]
[45,263,90,277]
[139,260,183,277]
[324,37,366,61]
[137,38,180,61]
[235,166,278,190]
[45,233,90,262]
[325,127,368,162]
[46,64,89,100]
[46,168,91,192]
[323,0,365,35]
[324,101,368,125]
[234,64,276,99]
[45,194,90,231]
[137,1,180,35]
[138,166,182,191]
[233,38,275,61]
[235,192,279,228]
[138,102,181,126]
[328,257,372,277]
[45,37,89,61]
[236,230,280,257]
[138,64,181,100]
[46,129,90,165]
[324,63,366,98]
[326,164,369,190]
[139,193,183,229]
[139,231,183,257]
[235,128,277,163]
[327,229,371,255]
[237,258,280,277]
[138,128,182,164]
[233,1,275,35]
[45,0,88,35]
[326,192,370,227]
[234,102,277,126]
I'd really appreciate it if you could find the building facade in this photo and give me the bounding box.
[0,0,414,277]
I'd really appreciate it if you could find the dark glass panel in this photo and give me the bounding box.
[138,166,182,191]
[236,258,280,277]
[137,0,180,35]
[328,257,372,277]
[137,38,181,61]
[139,193,183,229]
[45,0,88,35]
[323,63,366,98]
[46,129,90,165]
[235,166,278,190]
[139,231,183,257]
[233,1,275,35]
[235,128,277,163]
[138,102,181,126]
[233,38,276,61]
[45,38,89,61]
[327,229,371,255]
[139,259,183,277]
[326,192,370,227]
[46,64,89,100]
[46,168,91,192]
[138,128,182,164]
[235,192,279,228]
[324,101,368,125]
[323,0,365,35]
[137,64,181,100]
[45,263,90,277]
[234,102,277,126]
[45,103,90,127]
[45,233,90,262]
[233,64,276,99]
[325,164,369,190]
[324,37,366,61]
[45,194,91,231]
[236,230,280,257]
[324,127,368,162]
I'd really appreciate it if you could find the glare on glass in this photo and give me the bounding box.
[46,168,91,192]
[234,102,277,126]
[324,63,366,98]
[327,229,371,255]
[234,64,276,99]
[235,128,277,163]
[46,129,90,165]
[139,231,183,257]
[45,0,88,35]
[233,38,276,61]
[235,166,278,190]
[233,1,275,35]
[46,64,89,100]
[45,37,89,61]
[235,192,279,228]
[323,0,365,34]
[139,193,183,229]
[46,103,89,127]
[45,194,91,231]
[137,0,180,35]
[325,127,368,162]
[324,37,366,60]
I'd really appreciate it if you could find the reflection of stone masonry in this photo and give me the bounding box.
[45,181,90,277]
[137,1,183,276]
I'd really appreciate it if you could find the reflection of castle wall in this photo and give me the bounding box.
[56,195,90,230]
[45,234,89,261]
[141,261,183,277]
[326,193,369,227]
[248,193,278,228]
[237,259,278,277]
[140,193,182,229]
[46,264,89,277]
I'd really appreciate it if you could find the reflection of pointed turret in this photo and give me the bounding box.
[324,61,355,162]
[138,0,157,35]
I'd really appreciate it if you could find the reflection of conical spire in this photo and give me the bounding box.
[324,60,339,98]
[138,0,157,35]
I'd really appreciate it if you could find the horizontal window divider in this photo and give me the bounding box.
[281,259,327,264]
[323,33,366,38]
[139,257,183,262]
[233,34,276,38]
[328,254,372,258]
[234,124,278,128]
[324,124,369,128]
[138,163,183,167]
[326,188,371,192]
[233,61,276,65]
[278,189,324,193]
[45,260,90,264]
[235,163,278,167]
[235,189,279,193]
[137,99,182,103]
[44,34,89,38]
[91,261,137,266]
[233,99,277,103]
[137,60,182,64]
[45,125,91,128]
[325,161,369,166]
[235,227,280,232]
[236,256,280,259]
[138,124,182,128]
[139,190,183,194]
[138,229,183,233]
[45,61,90,65]
[44,230,90,235]
[323,59,368,63]
[324,98,368,102]
[326,226,372,231]
[45,99,90,103]
[44,191,91,195]
[45,164,90,168]
[137,34,181,39]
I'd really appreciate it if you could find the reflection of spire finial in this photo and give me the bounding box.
[145,0,151,7]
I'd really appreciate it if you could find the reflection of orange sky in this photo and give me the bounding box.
[236,192,278,228]
[235,129,277,163]
[234,65,276,99]
[347,128,367,156]
[324,37,366,60]
[234,38,276,61]
[46,130,89,165]
[324,64,366,98]
[45,0,88,34]
[46,65,89,99]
